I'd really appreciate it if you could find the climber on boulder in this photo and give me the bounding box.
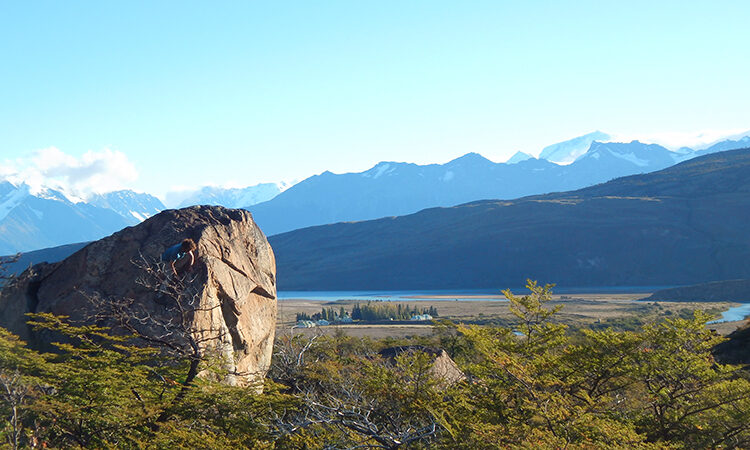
[157,238,197,301]
[161,238,197,277]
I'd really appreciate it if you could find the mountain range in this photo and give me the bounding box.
[6,146,750,291]
[175,183,284,209]
[538,130,611,164]
[2,132,749,254]
[247,136,750,236]
[268,147,750,290]
[0,183,164,254]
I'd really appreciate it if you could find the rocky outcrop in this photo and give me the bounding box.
[714,320,750,366]
[378,346,466,386]
[0,206,276,386]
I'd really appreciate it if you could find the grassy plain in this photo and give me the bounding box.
[277,292,744,338]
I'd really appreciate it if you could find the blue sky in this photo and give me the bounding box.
[1,1,749,200]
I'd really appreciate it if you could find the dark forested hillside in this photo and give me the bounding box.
[270,148,750,290]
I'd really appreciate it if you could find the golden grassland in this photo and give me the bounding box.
[276,292,745,338]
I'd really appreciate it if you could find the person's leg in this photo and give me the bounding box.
[156,269,174,304]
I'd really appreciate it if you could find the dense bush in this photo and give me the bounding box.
[1,281,749,448]
[351,302,438,321]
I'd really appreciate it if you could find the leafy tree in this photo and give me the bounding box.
[1,275,749,448]
[444,281,750,448]
[449,281,654,447]
[270,333,449,448]
[25,313,182,447]
[0,328,47,449]
[0,313,297,448]
[630,312,750,447]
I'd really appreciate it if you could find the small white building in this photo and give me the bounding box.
[337,316,354,324]
[410,314,433,321]
[295,320,317,328]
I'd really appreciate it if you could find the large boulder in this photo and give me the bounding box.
[0,206,277,386]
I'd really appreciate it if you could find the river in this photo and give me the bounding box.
[708,303,750,324]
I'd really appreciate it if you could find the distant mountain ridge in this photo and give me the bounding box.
[269,147,750,290]
[89,190,164,222]
[539,130,611,164]
[1,241,90,280]
[0,182,164,254]
[247,136,750,236]
[506,151,533,164]
[177,183,283,209]
[3,131,749,254]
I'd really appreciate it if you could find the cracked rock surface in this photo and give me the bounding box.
[0,206,277,385]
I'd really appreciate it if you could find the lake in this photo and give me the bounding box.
[278,290,506,302]
[277,286,672,302]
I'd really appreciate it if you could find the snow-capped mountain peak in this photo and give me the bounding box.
[539,131,611,164]
[576,141,677,170]
[506,151,533,164]
[35,187,78,204]
[0,182,137,254]
[362,162,398,179]
[0,182,30,222]
[88,190,165,223]
[176,183,282,209]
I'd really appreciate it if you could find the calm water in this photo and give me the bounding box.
[278,290,506,302]
[708,304,750,324]
[277,286,673,302]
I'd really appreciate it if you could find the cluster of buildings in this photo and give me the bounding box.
[294,316,354,328]
[294,313,433,328]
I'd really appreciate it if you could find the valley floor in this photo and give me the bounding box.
[277,291,745,338]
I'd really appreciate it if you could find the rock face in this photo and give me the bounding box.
[714,321,750,366]
[378,346,466,386]
[0,206,277,386]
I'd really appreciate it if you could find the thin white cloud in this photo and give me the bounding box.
[608,128,749,150]
[0,147,138,200]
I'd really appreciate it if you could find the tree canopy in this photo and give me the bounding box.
[0,280,749,448]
